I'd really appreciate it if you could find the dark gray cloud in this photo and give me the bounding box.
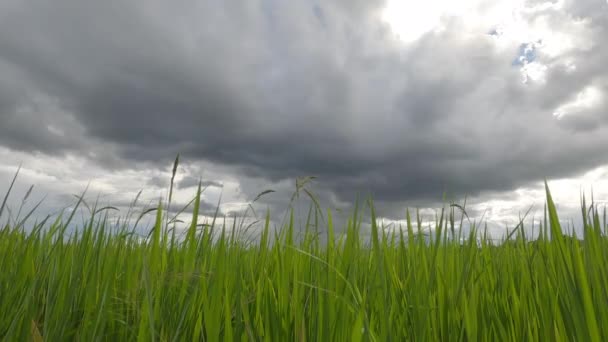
[146,175,168,189]
[0,0,607,218]
[177,175,223,190]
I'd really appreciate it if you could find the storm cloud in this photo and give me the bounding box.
[0,0,607,231]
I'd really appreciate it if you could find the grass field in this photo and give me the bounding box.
[1,162,607,341]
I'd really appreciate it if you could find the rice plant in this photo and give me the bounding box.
[0,162,607,341]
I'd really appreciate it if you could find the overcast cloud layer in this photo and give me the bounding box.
[1,0,607,236]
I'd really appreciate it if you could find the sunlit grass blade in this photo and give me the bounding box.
[0,164,21,220]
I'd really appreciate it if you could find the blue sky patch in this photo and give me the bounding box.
[513,41,542,66]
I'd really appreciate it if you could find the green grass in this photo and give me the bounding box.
[1,162,607,341]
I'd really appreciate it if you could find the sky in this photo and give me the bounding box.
[1,0,607,239]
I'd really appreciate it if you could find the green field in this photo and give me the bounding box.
[1,165,607,341]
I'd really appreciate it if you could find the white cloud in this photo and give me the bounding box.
[520,61,548,83]
[553,85,604,119]
[381,0,595,88]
